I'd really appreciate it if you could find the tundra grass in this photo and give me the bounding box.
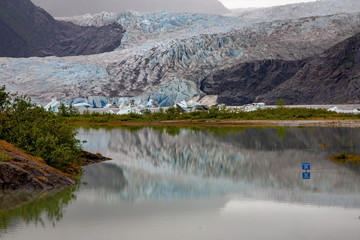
[63,107,360,123]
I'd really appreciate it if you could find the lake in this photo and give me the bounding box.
[1,126,360,240]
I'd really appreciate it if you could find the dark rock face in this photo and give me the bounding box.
[0,140,75,191]
[200,59,306,105]
[0,0,125,57]
[257,34,360,104]
[202,33,360,105]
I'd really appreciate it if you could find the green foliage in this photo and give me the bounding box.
[0,184,79,229]
[0,87,82,173]
[0,85,11,112]
[0,151,12,162]
[276,98,286,108]
[58,103,79,117]
[62,105,360,124]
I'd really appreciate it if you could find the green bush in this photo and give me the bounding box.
[0,86,82,173]
[58,103,79,117]
[276,98,286,108]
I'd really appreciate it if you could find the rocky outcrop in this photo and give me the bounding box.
[0,140,74,191]
[201,32,360,105]
[0,140,111,191]
[0,0,125,57]
[200,59,307,105]
[80,150,111,166]
[256,33,360,104]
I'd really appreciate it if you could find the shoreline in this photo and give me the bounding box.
[0,139,111,193]
[70,119,360,128]
[0,146,111,210]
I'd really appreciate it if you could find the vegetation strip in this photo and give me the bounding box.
[62,106,360,124]
[69,119,360,128]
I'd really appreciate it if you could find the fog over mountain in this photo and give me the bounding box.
[32,0,229,17]
[230,0,360,20]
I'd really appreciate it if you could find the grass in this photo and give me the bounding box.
[63,107,360,124]
[0,151,12,162]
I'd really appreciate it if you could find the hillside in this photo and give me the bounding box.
[201,59,307,105]
[201,32,360,105]
[256,33,360,104]
[0,0,125,57]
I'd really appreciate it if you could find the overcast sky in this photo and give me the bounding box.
[32,0,322,17]
[220,0,318,9]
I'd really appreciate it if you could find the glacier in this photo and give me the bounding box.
[2,10,360,106]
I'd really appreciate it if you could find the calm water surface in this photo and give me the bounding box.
[1,126,360,240]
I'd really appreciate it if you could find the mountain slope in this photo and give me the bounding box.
[0,0,125,57]
[1,10,360,105]
[256,33,360,104]
[230,0,360,20]
[200,59,307,105]
[201,32,360,105]
[32,0,229,17]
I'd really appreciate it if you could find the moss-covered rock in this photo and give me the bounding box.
[0,140,75,191]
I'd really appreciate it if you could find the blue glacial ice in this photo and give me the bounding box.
[2,11,360,107]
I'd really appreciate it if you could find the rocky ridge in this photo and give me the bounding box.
[202,32,360,105]
[256,33,360,104]
[201,59,307,105]
[0,0,125,57]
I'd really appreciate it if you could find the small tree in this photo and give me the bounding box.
[58,103,68,117]
[58,103,79,117]
[276,98,286,108]
[0,85,11,112]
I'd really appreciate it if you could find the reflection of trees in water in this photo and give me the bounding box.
[0,184,79,232]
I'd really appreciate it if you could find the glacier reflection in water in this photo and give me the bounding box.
[77,126,360,207]
[2,126,360,240]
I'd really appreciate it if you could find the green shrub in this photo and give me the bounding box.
[58,103,79,117]
[0,86,82,173]
[276,98,286,108]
